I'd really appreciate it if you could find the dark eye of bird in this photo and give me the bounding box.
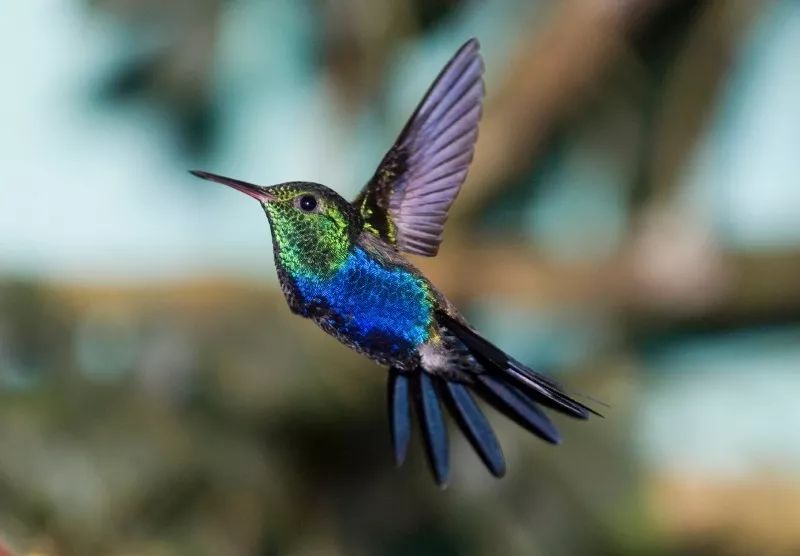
[298,194,318,212]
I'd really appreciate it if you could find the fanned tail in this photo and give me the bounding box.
[388,366,505,487]
[386,310,599,486]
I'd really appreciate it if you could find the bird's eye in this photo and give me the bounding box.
[297,194,318,212]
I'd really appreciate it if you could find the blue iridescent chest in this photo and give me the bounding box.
[291,247,432,356]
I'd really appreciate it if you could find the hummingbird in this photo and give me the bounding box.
[191,38,597,486]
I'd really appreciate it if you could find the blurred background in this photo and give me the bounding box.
[1,0,799,554]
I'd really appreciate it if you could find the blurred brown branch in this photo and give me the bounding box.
[456,0,671,220]
[51,245,800,329]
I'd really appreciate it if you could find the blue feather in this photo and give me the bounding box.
[415,372,449,487]
[441,381,506,477]
[387,369,411,466]
[476,375,561,445]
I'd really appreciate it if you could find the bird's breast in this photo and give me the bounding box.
[290,248,434,360]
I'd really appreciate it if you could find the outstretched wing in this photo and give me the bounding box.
[355,38,484,256]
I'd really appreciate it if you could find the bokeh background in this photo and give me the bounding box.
[2,0,799,554]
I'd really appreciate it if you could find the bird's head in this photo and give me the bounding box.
[191,171,362,275]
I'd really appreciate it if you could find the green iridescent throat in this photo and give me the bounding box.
[263,197,352,277]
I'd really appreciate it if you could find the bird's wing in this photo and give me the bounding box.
[354,38,484,256]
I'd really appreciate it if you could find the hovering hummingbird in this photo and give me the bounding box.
[191,38,597,486]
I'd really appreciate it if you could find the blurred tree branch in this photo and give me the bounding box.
[51,245,800,331]
[455,0,673,221]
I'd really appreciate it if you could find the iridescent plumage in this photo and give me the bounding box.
[191,38,598,487]
[292,246,434,360]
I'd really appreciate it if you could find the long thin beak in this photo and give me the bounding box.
[189,170,276,202]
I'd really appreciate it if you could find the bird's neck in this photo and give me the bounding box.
[268,218,355,279]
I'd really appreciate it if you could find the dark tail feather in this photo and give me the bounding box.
[387,368,412,466]
[438,380,506,477]
[475,374,560,444]
[412,372,449,487]
[506,364,603,419]
[436,309,600,420]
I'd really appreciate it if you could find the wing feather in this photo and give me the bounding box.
[355,38,484,256]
